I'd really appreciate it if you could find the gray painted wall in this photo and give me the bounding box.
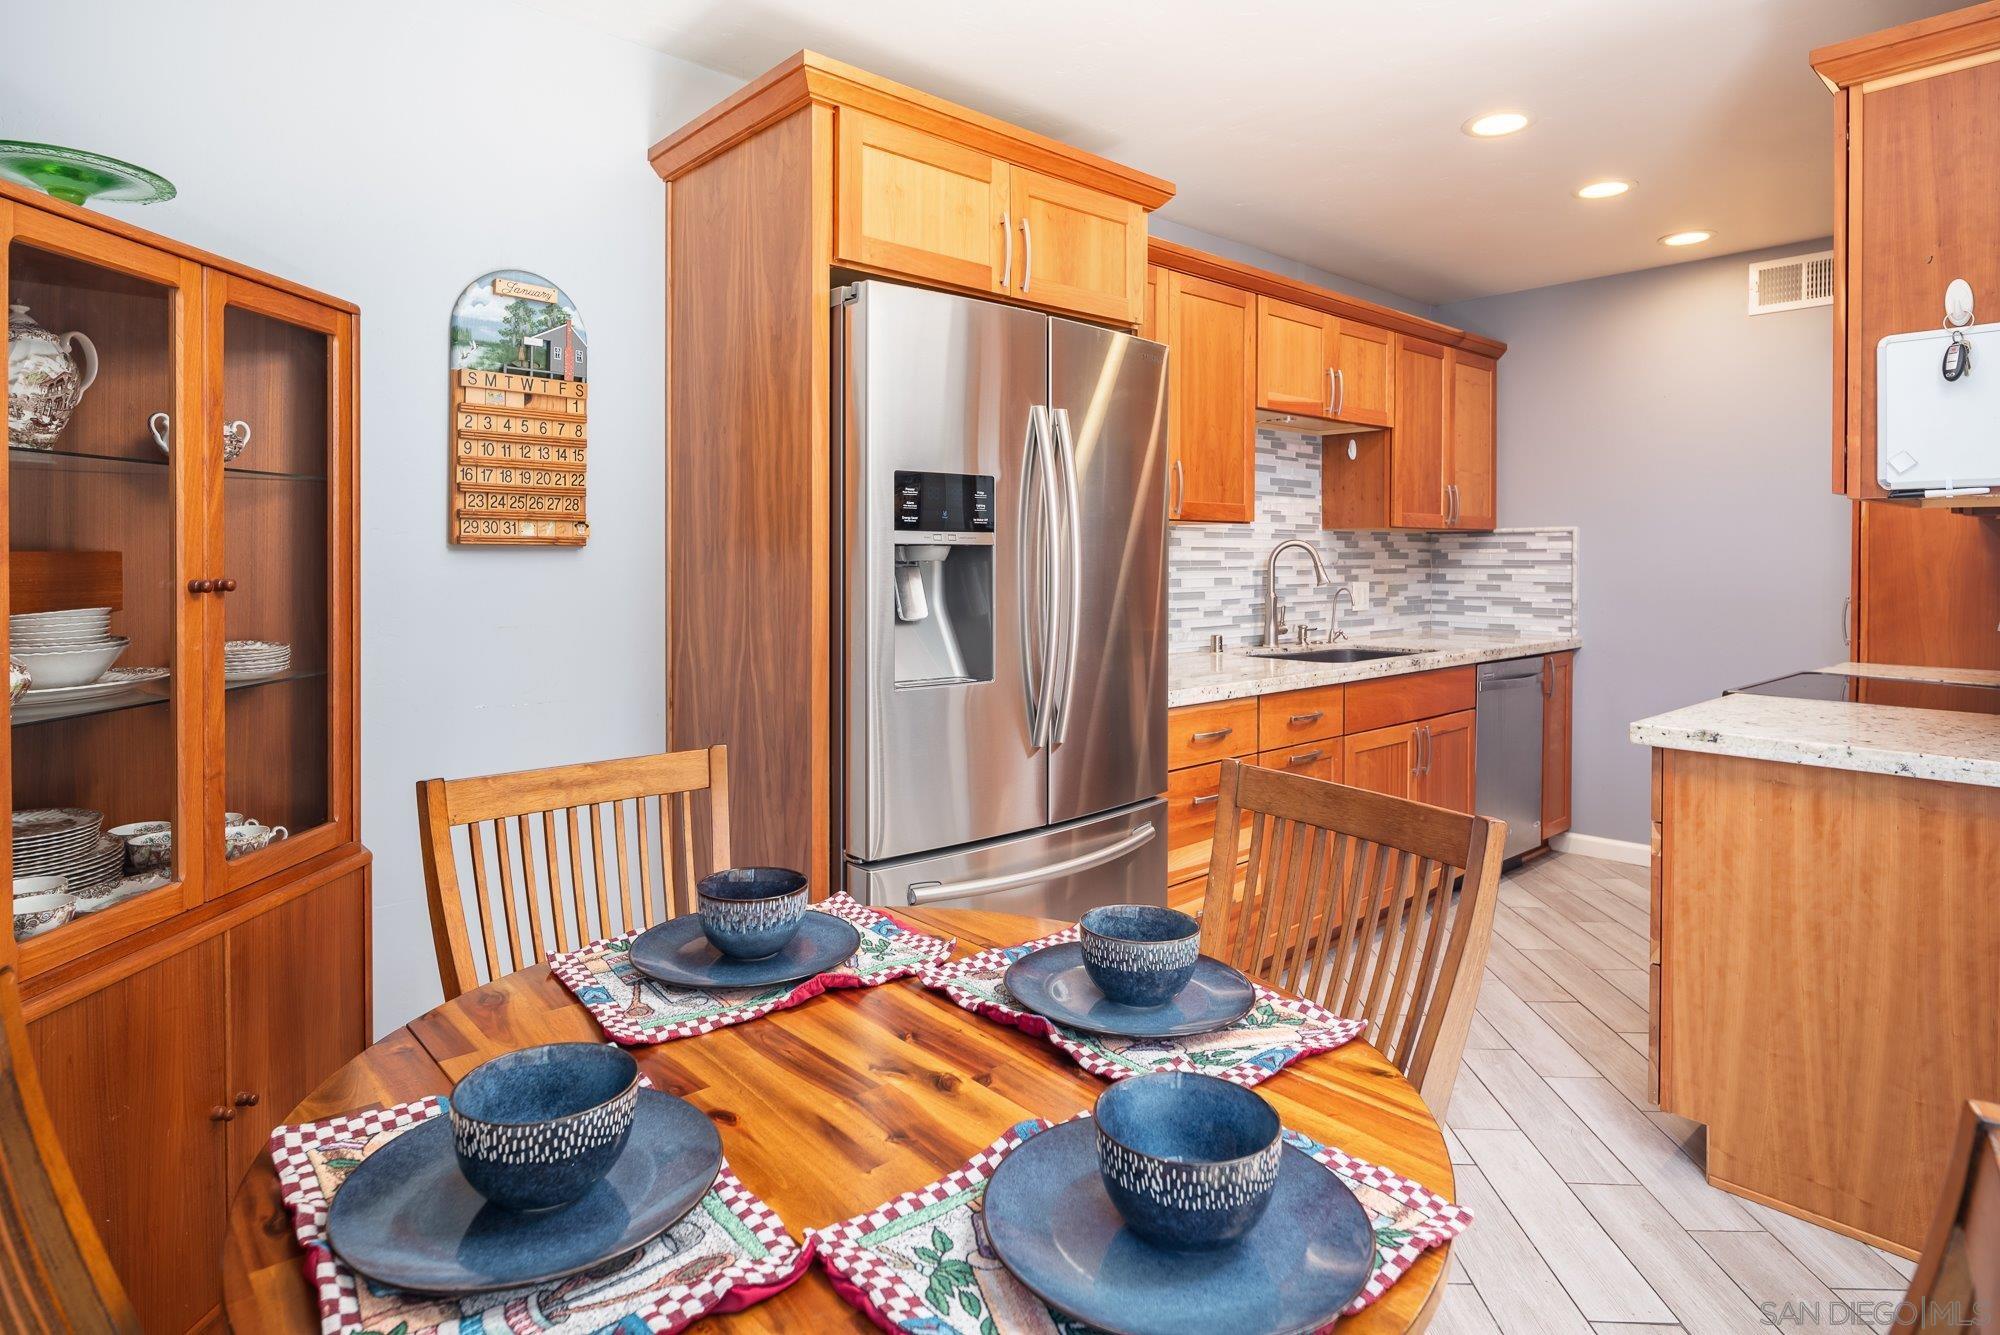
[2,0,741,1034]
[1440,243,1849,844]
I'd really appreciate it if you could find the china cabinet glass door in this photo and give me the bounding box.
[3,206,206,958]
[211,274,349,891]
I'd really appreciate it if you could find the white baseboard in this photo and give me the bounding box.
[1549,831,1650,866]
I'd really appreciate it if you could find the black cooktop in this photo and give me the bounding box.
[1729,670,2000,712]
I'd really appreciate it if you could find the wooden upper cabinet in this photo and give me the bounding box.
[1448,350,1496,530]
[1390,335,1450,528]
[1160,268,1256,523]
[1256,297,1395,429]
[1331,319,1394,427]
[1815,23,2000,498]
[834,110,1011,296]
[1009,168,1146,325]
[1257,297,1335,415]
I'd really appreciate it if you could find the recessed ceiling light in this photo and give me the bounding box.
[1463,111,1530,138]
[1576,179,1632,200]
[1660,230,1713,247]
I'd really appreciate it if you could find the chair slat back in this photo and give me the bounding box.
[1198,760,1505,1111]
[418,746,732,998]
[1895,1100,2000,1332]
[0,963,138,1332]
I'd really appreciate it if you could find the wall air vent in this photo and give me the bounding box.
[1748,250,1834,315]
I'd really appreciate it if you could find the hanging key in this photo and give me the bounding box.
[1943,329,1972,382]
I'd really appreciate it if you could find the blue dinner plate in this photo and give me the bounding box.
[982,1118,1373,1335]
[1003,942,1256,1037]
[325,1089,722,1294]
[629,911,861,989]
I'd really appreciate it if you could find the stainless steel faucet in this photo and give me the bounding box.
[1328,585,1355,642]
[1263,539,1331,646]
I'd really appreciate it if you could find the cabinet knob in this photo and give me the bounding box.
[188,578,216,594]
[217,578,239,593]
[234,1091,260,1107]
[209,1105,236,1122]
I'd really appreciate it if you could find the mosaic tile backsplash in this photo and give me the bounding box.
[1168,430,1577,651]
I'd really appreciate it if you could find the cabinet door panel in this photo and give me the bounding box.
[1542,653,1574,838]
[29,939,228,1333]
[1419,709,1477,814]
[225,868,368,1182]
[1256,296,1333,415]
[1163,272,1256,523]
[1390,336,1449,529]
[1331,319,1394,427]
[1010,168,1144,324]
[835,111,1010,294]
[1449,351,1496,530]
[1167,762,1250,890]
[1341,722,1417,800]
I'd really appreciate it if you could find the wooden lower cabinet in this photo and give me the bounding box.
[1421,710,1477,813]
[1341,721,1419,799]
[26,862,369,1332]
[1542,651,1574,838]
[29,937,228,1333]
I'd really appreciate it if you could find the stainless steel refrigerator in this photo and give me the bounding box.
[836,280,1169,917]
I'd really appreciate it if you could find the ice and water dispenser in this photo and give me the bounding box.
[891,470,995,687]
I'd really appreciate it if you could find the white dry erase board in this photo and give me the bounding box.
[1877,322,2000,492]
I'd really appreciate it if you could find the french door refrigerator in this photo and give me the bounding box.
[836,280,1169,917]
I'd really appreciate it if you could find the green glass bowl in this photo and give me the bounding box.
[0,142,175,207]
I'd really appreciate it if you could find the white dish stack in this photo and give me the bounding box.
[224,639,292,683]
[11,608,129,689]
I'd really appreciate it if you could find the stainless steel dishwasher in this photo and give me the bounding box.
[1474,658,1543,860]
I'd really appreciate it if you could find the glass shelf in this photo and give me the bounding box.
[8,444,325,482]
[10,668,327,727]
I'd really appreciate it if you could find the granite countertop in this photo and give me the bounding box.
[1167,630,1581,708]
[1629,663,2000,787]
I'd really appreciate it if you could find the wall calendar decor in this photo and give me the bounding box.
[447,269,589,545]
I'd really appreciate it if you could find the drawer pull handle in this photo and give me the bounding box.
[1191,794,1219,808]
[1287,710,1324,725]
[1190,727,1233,743]
[1287,749,1325,766]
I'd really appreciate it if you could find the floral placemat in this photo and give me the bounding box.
[917,928,1363,1086]
[268,1094,813,1335]
[549,892,954,1045]
[811,1116,1472,1333]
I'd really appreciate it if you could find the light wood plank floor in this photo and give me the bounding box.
[1432,852,1915,1335]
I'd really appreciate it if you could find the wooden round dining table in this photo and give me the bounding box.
[223,907,1453,1332]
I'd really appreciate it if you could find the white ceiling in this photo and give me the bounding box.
[536,0,1960,304]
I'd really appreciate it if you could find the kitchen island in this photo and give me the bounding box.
[1632,663,2000,1256]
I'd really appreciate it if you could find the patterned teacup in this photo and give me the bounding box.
[1079,904,1201,1007]
[448,1042,640,1212]
[12,882,75,941]
[1094,1071,1282,1250]
[696,867,809,960]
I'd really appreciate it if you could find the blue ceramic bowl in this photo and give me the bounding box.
[1079,904,1200,1007]
[1094,1072,1282,1250]
[697,867,809,961]
[449,1043,640,1213]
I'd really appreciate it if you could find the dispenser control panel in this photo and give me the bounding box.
[895,471,993,533]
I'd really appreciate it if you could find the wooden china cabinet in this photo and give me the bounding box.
[0,180,368,1333]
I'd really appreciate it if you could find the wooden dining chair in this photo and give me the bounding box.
[1197,759,1505,1113]
[1894,1099,1999,1332]
[0,961,138,1332]
[417,746,732,999]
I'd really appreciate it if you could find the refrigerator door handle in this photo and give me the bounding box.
[1050,406,1084,744]
[1021,405,1062,748]
[904,822,1157,905]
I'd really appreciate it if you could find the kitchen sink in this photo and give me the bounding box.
[1247,646,1420,664]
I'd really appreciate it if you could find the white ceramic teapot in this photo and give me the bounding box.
[7,304,99,449]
